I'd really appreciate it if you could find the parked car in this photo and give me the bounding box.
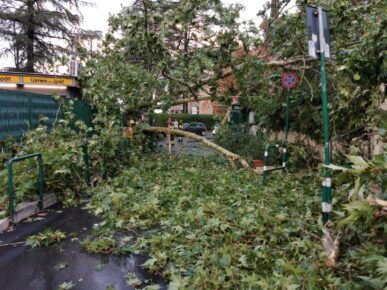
[182,122,207,135]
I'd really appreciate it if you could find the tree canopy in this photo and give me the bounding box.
[82,0,386,150]
[0,0,84,72]
[83,0,243,115]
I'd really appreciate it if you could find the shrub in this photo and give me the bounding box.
[149,113,218,129]
[215,125,266,161]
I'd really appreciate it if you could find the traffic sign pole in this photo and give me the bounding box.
[280,72,298,167]
[283,89,291,164]
[318,7,332,223]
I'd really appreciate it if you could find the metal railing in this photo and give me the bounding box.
[7,153,44,222]
[263,143,288,182]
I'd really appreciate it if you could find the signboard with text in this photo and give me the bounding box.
[0,75,19,83]
[0,72,79,87]
[24,76,73,86]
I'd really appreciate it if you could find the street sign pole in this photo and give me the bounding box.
[318,7,332,223]
[283,89,291,164]
[280,72,298,166]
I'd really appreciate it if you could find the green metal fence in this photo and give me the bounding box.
[0,89,92,140]
[0,89,58,139]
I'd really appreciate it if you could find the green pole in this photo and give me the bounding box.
[7,162,14,222]
[284,90,291,143]
[38,155,44,210]
[263,143,270,182]
[283,90,291,165]
[319,21,332,223]
[7,153,45,223]
[28,94,32,128]
[318,7,332,224]
[82,142,91,185]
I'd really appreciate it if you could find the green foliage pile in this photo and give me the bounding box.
[82,235,118,254]
[0,120,88,209]
[149,113,217,129]
[214,126,320,168]
[26,228,66,248]
[0,100,143,211]
[85,154,386,288]
[215,125,265,160]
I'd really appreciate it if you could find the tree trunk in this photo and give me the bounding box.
[142,126,251,169]
[25,0,35,72]
[182,19,190,113]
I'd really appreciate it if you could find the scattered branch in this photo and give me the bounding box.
[0,241,26,247]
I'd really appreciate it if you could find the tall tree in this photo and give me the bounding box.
[0,0,83,72]
[81,1,248,166]
[83,0,243,117]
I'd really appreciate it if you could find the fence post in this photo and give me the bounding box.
[7,153,44,223]
[81,142,91,185]
[28,94,32,128]
[38,155,44,210]
[7,162,15,221]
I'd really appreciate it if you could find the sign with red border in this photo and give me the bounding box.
[281,72,299,90]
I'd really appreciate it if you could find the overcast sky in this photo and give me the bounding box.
[0,0,270,68]
[81,0,268,33]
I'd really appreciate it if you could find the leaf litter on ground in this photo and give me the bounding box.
[83,154,386,289]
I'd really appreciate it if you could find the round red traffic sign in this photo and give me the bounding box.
[281,72,299,90]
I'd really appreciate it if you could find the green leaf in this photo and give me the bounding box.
[376,257,387,276]
[142,285,160,290]
[346,155,369,168]
[58,281,75,290]
[126,272,142,287]
[323,164,349,171]
[142,257,158,268]
[55,262,68,270]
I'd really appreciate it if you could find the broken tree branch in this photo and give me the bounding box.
[137,55,332,111]
[162,67,199,99]
[322,227,340,268]
[142,126,251,169]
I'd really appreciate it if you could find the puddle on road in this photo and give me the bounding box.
[0,206,166,290]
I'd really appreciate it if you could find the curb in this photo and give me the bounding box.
[0,194,58,233]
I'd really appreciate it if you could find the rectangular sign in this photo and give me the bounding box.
[306,6,330,58]
[0,74,20,83]
[24,76,73,86]
[191,106,198,115]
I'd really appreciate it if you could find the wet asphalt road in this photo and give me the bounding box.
[159,132,218,156]
[0,205,166,290]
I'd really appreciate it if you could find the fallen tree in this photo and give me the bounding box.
[142,126,251,169]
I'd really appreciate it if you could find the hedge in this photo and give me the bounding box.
[149,113,218,129]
